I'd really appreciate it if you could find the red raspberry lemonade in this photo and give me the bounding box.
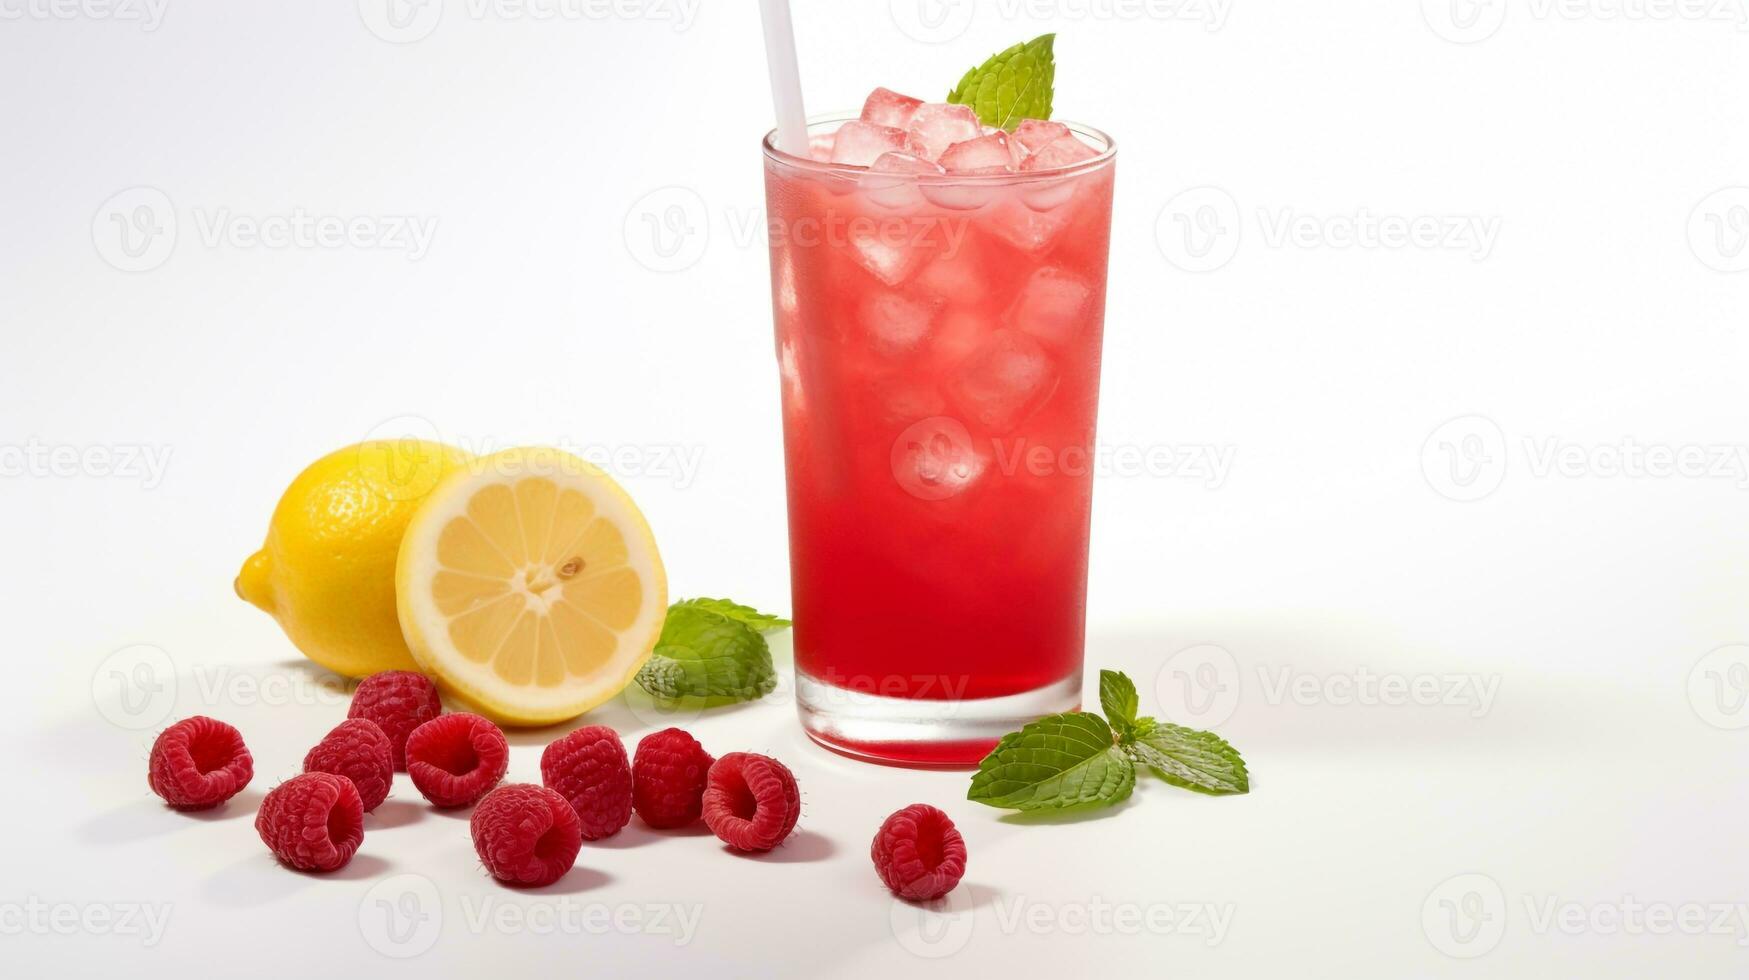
[763,87,1115,764]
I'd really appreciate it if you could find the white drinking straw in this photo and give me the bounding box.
[757,0,809,156]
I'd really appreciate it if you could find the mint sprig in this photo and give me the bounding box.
[672,597,792,634]
[946,33,1055,131]
[966,711,1135,811]
[1098,668,1139,732]
[969,669,1251,812]
[1126,723,1250,795]
[634,599,790,702]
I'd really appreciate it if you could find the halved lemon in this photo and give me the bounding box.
[396,447,667,726]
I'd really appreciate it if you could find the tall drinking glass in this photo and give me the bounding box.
[763,119,1116,765]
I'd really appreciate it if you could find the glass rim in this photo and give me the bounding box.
[762,113,1116,183]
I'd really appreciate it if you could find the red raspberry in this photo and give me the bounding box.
[539,726,632,840]
[871,803,967,901]
[303,718,395,813]
[404,712,508,808]
[632,728,714,829]
[471,784,583,887]
[348,670,442,771]
[147,716,253,811]
[701,752,800,852]
[255,772,364,872]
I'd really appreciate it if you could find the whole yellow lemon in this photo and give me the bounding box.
[236,440,472,678]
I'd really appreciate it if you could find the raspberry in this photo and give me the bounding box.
[348,670,442,771]
[255,772,364,872]
[404,712,508,808]
[701,752,800,852]
[471,784,583,887]
[871,803,967,901]
[539,726,632,840]
[147,716,253,811]
[631,728,714,829]
[303,718,395,812]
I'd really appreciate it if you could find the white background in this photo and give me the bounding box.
[4,1,1748,976]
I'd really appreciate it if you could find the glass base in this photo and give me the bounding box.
[796,670,1083,767]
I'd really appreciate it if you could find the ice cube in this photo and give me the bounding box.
[877,378,947,424]
[779,341,805,409]
[920,180,1001,211]
[913,244,988,307]
[987,195,1073,252]
[831,121,909,167]
[948,329,1059,433]
[847,224,929,285]
[774,247,798,316]
[1020,134,1100,172]
[905,103,982,163]
[939,132,1015,174]
[861,87,924,129]
[1012,120,1071,154]
[870,151,943,174]
[929,308,994,367]
[1018,173,1078,211]
[860,292,935,355]
[858,151,944,210]
[1008,267,1093,347]
[807,132,835,162]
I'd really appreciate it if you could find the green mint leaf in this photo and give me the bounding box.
[634,603,775,702]
[968,711,1135,811]
[672,597,791,634]
[946,33,1055,131]
[1098,670,1139,730]
[1126,723,1251,795]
